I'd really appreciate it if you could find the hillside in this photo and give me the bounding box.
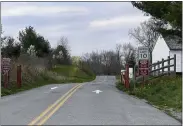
[51,65,96,82]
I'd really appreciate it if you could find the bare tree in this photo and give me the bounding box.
[121,43,137,68]
[115,44,123,66]
[57,36,70,52]
[81,49,121,75]
[129,18,160,63]
[81,53,90,62]
[54,36,71,65]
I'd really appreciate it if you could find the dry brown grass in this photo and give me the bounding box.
[3,54,51,86]
[1,54,96,96]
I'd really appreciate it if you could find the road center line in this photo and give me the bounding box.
[28,84,81,126]
[37,84,83,125]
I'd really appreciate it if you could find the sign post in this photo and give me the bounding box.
[1,58,11,88]
[138,47,149,87]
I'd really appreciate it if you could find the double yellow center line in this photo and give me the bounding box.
[28,84,83,125]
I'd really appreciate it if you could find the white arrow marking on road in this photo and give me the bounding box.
[92,90,103,94]
[51,87,58,90]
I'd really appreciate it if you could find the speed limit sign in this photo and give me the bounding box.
[138,46,149,76]
[138,46,149,60]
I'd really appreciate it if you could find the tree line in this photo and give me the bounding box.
[79,43,137,75]
[1,26,72,66]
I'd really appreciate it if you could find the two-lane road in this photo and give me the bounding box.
[1,76,181,125]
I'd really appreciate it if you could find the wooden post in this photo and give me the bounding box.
[149,61,152,76]
[124,73,126,88]
[153,65,156,76]
[120,72,124,85]
[123,74,125,85]
[142,75,144,88]
[158,61,160,75]
[4,72,8,88]
[133,65,136,89]
[125,64,129,89]
[147,61,150,77]
[17,65,22,88]
[167,56,170,75]
[174,54,176,75]
[162,58,164,74]
[120,73,122,84]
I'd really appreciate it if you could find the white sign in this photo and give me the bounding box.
[138,47,149,60]
[129,68,133,79]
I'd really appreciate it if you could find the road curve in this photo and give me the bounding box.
[1,76,181,125]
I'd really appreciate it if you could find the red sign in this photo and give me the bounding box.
[1,58,11,74]
[138,60,149,76]
[139,60,149,68]
[139,68,149,75]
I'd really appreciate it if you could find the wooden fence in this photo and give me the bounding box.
[135,54,176,83]
[149,54,176,76]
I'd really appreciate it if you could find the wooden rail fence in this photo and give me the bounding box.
[134,54,176,83]
[149,54,176,76]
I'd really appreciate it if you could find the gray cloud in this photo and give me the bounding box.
[2,2,148,56]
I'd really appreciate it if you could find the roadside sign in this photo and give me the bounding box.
[139,60,149,68]
[138,60,149,76]
[129,68,133,79]
[139,68,149,76]
[138,46,149,60]
[1,58,11,74]
[138,47,149,76]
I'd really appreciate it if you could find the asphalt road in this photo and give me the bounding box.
[1,76,181,125]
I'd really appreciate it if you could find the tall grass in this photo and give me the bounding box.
[116,75,182,112]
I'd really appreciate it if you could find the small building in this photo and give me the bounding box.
[152,35,182,73]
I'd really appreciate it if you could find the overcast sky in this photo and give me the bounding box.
[1,2,150,56]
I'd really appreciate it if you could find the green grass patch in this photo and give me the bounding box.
[116,75,182,112]
[1,65,96,97]
[1,72,58,96]
[51,65,95,79]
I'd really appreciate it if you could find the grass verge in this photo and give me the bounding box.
[116,75,182,118]
[1,65,96,97]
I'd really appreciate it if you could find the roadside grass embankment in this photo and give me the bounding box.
[51,65,96,83]
[116,75,182,121]
[1,64,95,97]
